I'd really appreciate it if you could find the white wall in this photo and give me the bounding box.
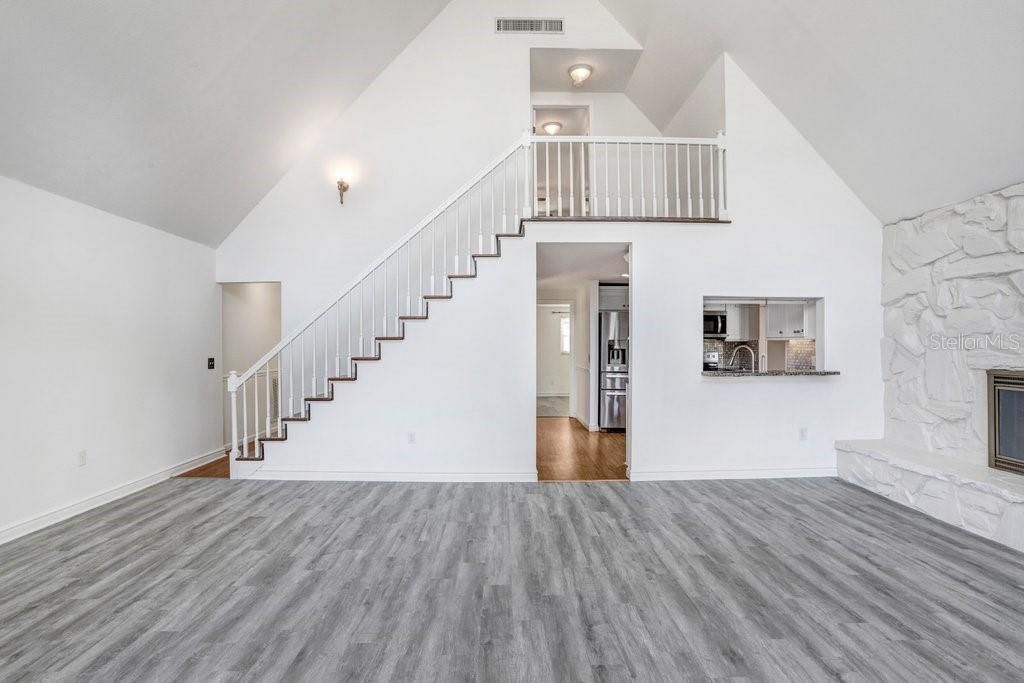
[222,283,282,374]
[575,284,594,428]
[0,176,223,541]
[217,0,639,334]
[245,251,537,481]
[663,54,725,138]
[536,306,572,396]
[531,91,660,136]
[240,56,882,481]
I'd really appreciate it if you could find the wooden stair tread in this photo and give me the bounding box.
[328,376,356,382]
[375,336,404,341]
[423,294,452,300]
[399,315,428,320]
[352,356,381,361]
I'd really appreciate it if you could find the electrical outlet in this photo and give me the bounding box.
[799,427,808,442]
[407,431,416,444]
[77,450,87,467]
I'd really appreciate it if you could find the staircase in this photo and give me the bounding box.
[226,132,729,469]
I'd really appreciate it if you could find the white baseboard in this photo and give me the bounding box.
[629,466,837,481]
[243,467,539,483]
[0,446,226,547]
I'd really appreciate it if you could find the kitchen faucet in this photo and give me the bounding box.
[728,345,756,372]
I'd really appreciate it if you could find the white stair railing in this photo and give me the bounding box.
[226,135,534,460]
[225,131,728,463]
[531,132,727,221]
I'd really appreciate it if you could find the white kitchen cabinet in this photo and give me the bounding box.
[802,301,817,340]
[767,302,807,338]
[725,304,757,341]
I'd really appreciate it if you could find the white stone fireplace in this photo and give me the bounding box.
[837,181,1024,553]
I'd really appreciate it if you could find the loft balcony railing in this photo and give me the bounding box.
[225,132,727,465]
[531,133,728,221]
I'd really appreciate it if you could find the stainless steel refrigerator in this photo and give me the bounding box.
[599,310,629,429]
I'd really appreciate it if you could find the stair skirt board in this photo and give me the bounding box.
[240,468,539,482]
[235,225,526,465]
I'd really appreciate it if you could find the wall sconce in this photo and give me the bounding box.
[336,179,350,205]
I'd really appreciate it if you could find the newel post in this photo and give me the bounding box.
[227,370,240,462]
[716,129,729,221]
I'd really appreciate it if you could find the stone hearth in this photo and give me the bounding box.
[837,439,1024,553]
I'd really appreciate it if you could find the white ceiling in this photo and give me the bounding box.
[537,242,629,291]
[0,0,450,246]
[4,2,1020,243]
[597,0,1024,223]
[530,48,642,93]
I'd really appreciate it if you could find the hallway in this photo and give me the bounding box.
[536,417,626,481]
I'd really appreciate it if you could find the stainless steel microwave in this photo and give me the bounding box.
[704,312,727,338]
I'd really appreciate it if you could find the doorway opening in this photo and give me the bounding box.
[180,281,282,479]
[536,243,630,481]
[531,105,590,137]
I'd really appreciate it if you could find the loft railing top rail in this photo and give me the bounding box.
[229,132,533,391]
[530,133,725,146]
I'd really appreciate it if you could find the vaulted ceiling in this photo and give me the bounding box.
[0,0,450,246]
[598,0,1024,223]
[2,1,1021,244]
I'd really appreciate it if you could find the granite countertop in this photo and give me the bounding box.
[701,369,840,377]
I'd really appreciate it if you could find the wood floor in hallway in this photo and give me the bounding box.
[2,477,1023,680]
[536,417,627,481]
[177,456,229,478]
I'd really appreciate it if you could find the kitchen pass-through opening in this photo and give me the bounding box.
[536,242,630,481]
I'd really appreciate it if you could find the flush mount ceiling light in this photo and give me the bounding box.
[568,63,593,88]
[542,121,563,135]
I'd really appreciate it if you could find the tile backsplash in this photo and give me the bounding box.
[704,339,760,371]
[704,338,816,371]
[786,339,816,371]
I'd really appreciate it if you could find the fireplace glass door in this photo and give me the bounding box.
[989,371,1024,474]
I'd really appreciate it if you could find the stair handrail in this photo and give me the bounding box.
[228,131,533,393]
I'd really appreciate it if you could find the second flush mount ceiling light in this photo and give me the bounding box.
[568,63,593,88]
[542,121,563,135]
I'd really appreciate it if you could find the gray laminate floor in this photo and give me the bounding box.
[2,478,1023,681]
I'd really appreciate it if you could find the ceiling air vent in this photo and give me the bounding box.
[495,17,564,34]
